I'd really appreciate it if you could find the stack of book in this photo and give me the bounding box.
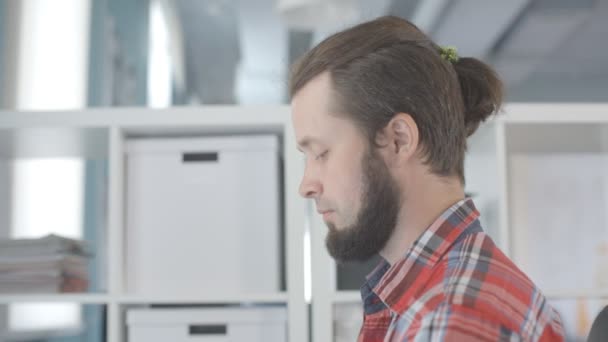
[0,234,91,294]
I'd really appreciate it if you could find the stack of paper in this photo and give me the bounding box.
[0,234,91,294]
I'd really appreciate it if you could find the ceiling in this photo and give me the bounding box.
[168,0,608,104]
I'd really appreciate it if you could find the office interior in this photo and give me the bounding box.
[0,0,607,341]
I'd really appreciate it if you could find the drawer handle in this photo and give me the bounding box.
[189,324,227,335]
[182,152,219,163]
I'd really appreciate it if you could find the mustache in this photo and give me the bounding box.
[315,201,334,212]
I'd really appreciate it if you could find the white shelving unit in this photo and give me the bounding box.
[312,103,608,342]
[0,294,111,305]
[2,103,608,341]
[0,106,309,342]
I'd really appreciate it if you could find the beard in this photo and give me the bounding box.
[325,147,401,263]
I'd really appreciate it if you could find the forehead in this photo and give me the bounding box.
[291,73,350,145]
[291,73,333,125]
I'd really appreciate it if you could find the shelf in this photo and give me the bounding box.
[544,290,608,299]
[0,127,109,159]
[0,292,292,305]
[328,290,608,303]
[0,105,303,342]
[0,293,110,304]
[0,106,289,129]
[328,290,608,304]
[502,103,608,124]
[2,104,607,128]
[116,292,289,305]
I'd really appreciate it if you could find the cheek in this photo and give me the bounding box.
[329,157,365,215]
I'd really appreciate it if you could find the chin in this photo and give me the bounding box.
[325,220,340,233]
[325,220,350,233]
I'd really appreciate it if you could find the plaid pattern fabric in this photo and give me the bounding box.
[358,198,565,341]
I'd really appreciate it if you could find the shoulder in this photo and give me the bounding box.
[412,302,563,342]
[436,232,564,340]
[410,302,523,341]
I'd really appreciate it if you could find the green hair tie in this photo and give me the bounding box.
[440,46,459,63]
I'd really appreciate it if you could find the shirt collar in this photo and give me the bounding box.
[360,198,482,314]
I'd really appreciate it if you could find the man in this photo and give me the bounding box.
[289,16,565,341]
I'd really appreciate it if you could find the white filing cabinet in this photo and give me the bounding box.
[125,135,282,296]
[127,307,288,342]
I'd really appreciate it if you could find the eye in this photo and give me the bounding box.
[315,150,328,161]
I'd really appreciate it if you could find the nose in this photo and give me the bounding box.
[299,166,322,199]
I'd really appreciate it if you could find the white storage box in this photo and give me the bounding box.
[125,135,281,295]
[127,307,287,342]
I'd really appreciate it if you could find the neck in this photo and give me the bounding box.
[379,173,465,265]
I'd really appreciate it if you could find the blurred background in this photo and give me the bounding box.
[1,0,607,112]
[0,1,607,342]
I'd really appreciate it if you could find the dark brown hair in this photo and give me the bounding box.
[289,16,503,183]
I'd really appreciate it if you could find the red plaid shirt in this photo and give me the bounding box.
[358,198,565,341]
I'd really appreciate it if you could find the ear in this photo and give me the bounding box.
[384,113,419,160]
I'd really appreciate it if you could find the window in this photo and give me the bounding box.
[9,0,91,334]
